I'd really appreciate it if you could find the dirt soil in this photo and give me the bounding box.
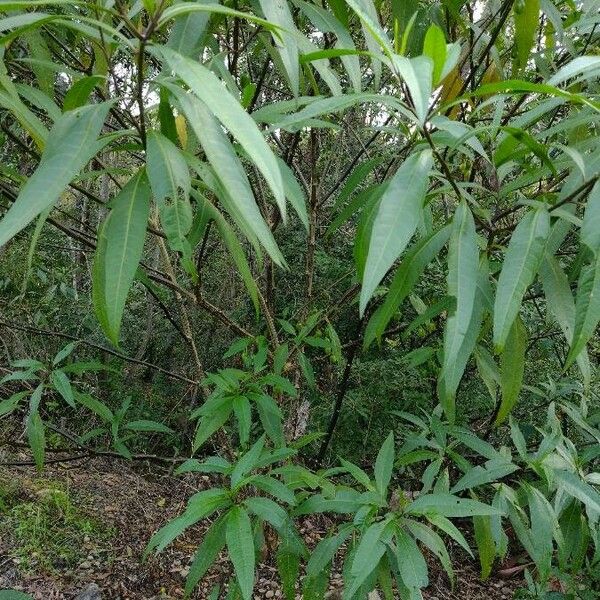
[0,456,525,599]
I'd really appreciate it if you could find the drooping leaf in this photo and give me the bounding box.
[394,526,429,591]
[184,516,227,598]
[50,369,75,408]
[565,255,600,368]
[170,89,284,265]
[359,150,433,315]
[0,102,111,247]
[374,432,395,497]
[493,208,550,351]
[513,0,540,70]
[364,225,451,347]
[156,47,285,214]
[226,506,256,600]
[473,514,495,580]
[495,316,527,425]
[581,180,600,256]
[540,254,591,384]
[258,0,299,97]
[438,202,480,422]
[92,170,150,345]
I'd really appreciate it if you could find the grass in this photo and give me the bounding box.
[0,475,114,572]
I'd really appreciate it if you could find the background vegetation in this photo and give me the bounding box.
[1,0,600,598]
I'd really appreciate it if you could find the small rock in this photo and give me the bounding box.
[79,561,92,569]
[501,587,511,595]
[266,591,274,598]
[75,583,101,600]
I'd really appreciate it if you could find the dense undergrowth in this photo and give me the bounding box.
[1,0,600,599]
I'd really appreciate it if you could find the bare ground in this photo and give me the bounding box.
[0,456,524,599]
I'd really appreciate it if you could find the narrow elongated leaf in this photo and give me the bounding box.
[526,485,555,582]
[391,55,434,124]
[191,192,259,312]
[554,470,600,514]
[92,170,150,345]
[438,203,479,422]
[231,435,266,488]
[359,150,433,315]
[146,130,190,203]
[394,527,428,590]
[0,391,28,417]
[345,0,385,86]
[306,526,353,577]
[147,488,230,555]
[581,180,600,256]
[276,157,308,229]
[258,0,299,96]
[244,497,288,531]
[166,0,216,58]
[170,89,284,265]
[50,370,75,408]
[547,55,600,87]
[495,316,527,425]
[26,410,45,471]
[423,25,447,85]
[185,516,227,598]
[405,520,453,584]
[540,255,591,383]
[408,493,503,518]
[156,47,285,214]
[294,0,361,93]
[514,0,540,69]
[493,208,550,351]
[473,514,495,580]
[0,103,111,247]
[277,550,300,600]
[566,255,600,368]
[364,226,450,347]
[345,524,388,597]
[425,513,473,556]
[226,506,255,600]
[375,432,395,497]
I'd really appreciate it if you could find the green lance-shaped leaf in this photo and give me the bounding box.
[146,130,193,258]
[473,514,495,580]
[226,506,256,600]
[191,191,259,312]
[169,88,284,266]
[539,255,590,384]
[146,130,190,203]
[26,410,45,471]
[493,207,550,352]
[495,317,527,425]
[394,527,429,591]
[364,225,450,347]
[295,0,362,93]
[344,0,385,87]
[391,54,434,124]
[0,102,111,248]
[92,170,150,346]
[258,0,299,97]
[581,180,600,256]
[155,47,285,217]
[423,24,447,86]
[374,432,395,497]
[184,515,227,598]
[565,254,600,369]
[359,150,433,315]
[513,0,540,70]
[166,0,216,58]
[438,202,479,423]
